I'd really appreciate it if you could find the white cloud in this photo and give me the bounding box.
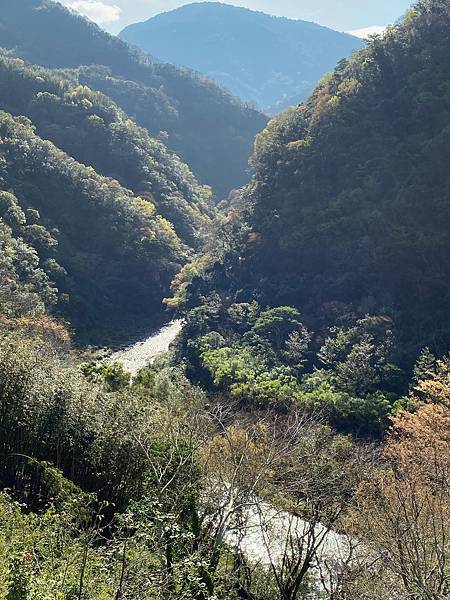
[348,25,387,39]
[66,1,122,24]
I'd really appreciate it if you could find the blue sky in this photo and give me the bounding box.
[62,0,413,35]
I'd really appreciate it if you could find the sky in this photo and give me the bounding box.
[62,0,413,36]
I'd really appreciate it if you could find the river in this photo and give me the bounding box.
[109,319,350,583]
[109,319,183,375]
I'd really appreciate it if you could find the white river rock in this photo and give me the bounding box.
[109,319,183,375]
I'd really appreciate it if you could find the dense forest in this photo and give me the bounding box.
[0,52,213,247]
[0,110,189,343]
[0,0,267,197]
[0,0,266,343]
[0,0,448,598]
[120,2,364,113]
[176,0,450,366]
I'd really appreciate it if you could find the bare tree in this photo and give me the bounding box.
[199,405,374,599]
[342,404,450,600]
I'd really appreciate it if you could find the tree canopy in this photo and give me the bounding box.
[0,0,267,197]
[209,0,450,361]
[0,111,186,343]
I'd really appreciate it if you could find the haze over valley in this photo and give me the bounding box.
[121,3,365,112]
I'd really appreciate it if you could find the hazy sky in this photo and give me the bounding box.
[63,0,413,35]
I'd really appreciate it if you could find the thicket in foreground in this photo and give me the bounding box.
[0,306,448,598]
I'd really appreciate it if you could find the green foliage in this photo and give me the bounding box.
[0,330,201,510]
[297,377,395,436]
[201,345,259,390]
[81,361,131,391]
[223,0,450,361]
[0,191,26,228]
[0,218,56,318]
[178,294,407,435]
[413,346,437,383]
[317,316,403,396]
[0,52,213,247]
[0,111,186,343]
[0,0,267,198]
[250,306,303,352]
[200,343,301,408]
[232,367,301,408]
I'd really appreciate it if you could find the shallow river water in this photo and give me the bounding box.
[109,318,349,583]
[109,319,183,375]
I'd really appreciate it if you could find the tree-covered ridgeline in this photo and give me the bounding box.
[120,2,364,114]
[0,0,267,197]
[243,0,450,359]
[176,0,450,369]
[0,51,213,248]
[165,0,450,438]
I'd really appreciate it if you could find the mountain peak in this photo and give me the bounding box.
[121,2,364,112]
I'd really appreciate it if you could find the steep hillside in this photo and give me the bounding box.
[120,2,364,113]
[0,52,212,247]
[0,0,267,197]
[0,212,56,319]
[0,111,186,343]
[179,0,450,364]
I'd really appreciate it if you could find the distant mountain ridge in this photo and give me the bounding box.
[0,0,267,197]
[0,0,262,342]
[120,2,365,113]
[200,0,450,360]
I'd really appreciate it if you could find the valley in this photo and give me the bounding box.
[0,1,448,599]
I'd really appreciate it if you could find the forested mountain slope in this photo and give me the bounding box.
[0,211,56,319]
[0,111,186,342]
[0,3,448,597]
[121,2,364,113]
[0,52,212,247]
[179,0,450,365]
[0,0,267,197]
